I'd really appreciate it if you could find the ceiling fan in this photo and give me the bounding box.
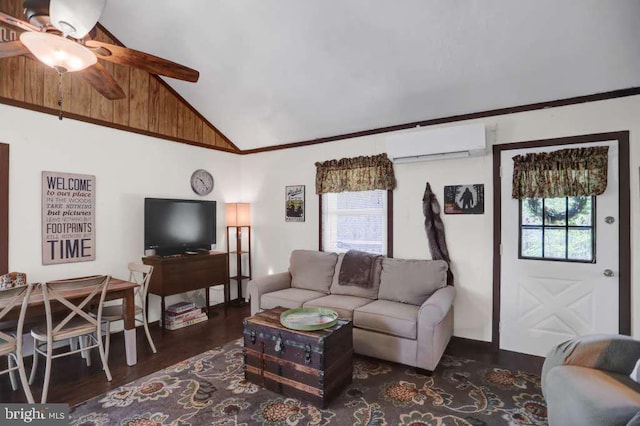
[0,0,199,102]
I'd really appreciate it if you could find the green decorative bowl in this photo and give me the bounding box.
[280,307,339,331]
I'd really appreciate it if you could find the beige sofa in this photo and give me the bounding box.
[248,250,455,372]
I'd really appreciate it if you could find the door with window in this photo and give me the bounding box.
[499,141,619,356]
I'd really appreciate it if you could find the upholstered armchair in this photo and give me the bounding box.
[542,334,640,426]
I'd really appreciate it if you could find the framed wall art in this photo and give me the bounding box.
[285,185,305,222]
[42,171,96,264]
[444,184,484,214]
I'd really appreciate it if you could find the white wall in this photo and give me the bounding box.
[2,94,639,344]
[0,104,242,323]
[241,95,640,342]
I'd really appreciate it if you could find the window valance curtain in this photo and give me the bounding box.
[512,146,608,199]
[315,153,396,194]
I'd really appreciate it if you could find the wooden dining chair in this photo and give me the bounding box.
[29,275,112,403]
[0,283,35,403]
[96,263,156,361]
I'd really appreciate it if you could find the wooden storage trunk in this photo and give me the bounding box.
[243,307,353,408]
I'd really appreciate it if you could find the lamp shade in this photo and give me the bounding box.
[226,203,251,227]
[50,0,106,39]
[20,32,96,72]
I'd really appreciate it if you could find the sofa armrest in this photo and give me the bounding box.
[418,285,456,326]
[415,285,455,371]
[247,272,292,315]
[542,334,640,386]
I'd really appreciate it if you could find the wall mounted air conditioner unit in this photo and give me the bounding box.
[386,123,487,163]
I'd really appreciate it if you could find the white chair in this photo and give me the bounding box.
[0,283,35,403]
[97,263,156,361]
[29,275,112,403]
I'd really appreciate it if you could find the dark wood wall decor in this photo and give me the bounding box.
[0,0,238,153]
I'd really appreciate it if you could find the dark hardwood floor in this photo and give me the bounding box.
[0,304,544,406]
[446,336,545,375]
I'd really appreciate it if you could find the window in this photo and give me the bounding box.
[519,196,595,262]
[321,190,390,255]
[315,153,395,256]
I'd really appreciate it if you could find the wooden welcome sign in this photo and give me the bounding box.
[42,171,96,265]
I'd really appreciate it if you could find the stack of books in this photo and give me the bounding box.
[163,302,208,330]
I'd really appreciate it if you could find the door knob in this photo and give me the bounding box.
[603,269,614,277]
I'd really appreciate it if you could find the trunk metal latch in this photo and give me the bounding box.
[275,333,285,354]
[304,344,312,364]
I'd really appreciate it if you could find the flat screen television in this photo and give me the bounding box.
[144,198,216,256]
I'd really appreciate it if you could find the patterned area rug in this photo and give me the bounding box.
[70,339,547,425]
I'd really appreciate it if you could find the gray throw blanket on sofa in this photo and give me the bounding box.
[339,250,380,288]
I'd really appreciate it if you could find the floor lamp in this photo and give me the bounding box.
[226,203,251,307]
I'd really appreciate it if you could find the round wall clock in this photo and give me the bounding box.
[190,169,214,195]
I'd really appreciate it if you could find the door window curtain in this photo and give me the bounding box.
[315,153,396,194]
[512,146,608,199]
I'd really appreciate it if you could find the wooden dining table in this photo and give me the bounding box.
[0,278,140,366]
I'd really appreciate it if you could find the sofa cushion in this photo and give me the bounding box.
[329,253,382,299]
[289,250,338,294]
[303,294,373,320]
[353,300,419,339]
[378,258,448,305]
[260,288,326,311]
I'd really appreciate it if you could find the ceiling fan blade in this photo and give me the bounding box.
[80,62,126,100]
[0,11,40,32]
[85,40,199,82]
[0,40,29,59]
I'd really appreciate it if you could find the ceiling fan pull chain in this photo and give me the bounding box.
[56,69,64,120]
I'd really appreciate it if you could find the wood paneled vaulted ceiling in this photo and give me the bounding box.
[2,1,640,153]
[0,0,238,152]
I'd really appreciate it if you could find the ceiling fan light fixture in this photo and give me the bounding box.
[56,20,77,36]
[20,32,97,73]
[50,0,106,39]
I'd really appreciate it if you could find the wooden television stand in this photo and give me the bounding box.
[142,251,229,329]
